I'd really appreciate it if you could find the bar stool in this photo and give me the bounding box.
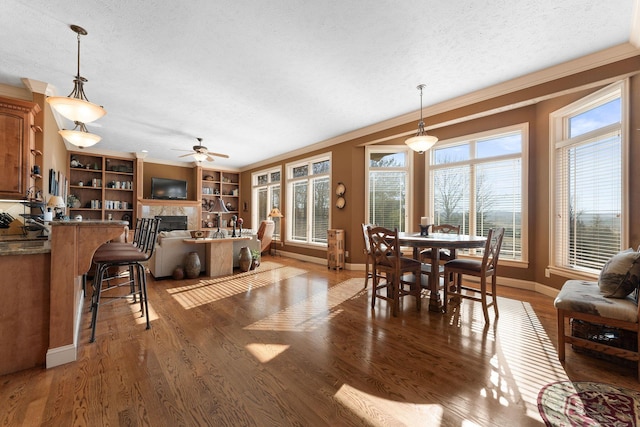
[89,218,161,342]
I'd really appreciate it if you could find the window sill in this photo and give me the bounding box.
[546,265,598,282]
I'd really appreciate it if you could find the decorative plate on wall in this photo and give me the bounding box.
[336,197,346,209]
[335,182,346,196]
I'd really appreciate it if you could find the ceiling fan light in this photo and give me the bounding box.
[47,96,106,123]
[192,152,208,162]
[405,134,438,154]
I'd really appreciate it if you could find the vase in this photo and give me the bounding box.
[238,246,252,272]
[184,252,201,279]
[172,266,185,280]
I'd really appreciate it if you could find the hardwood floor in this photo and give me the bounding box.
[1,256,638,426]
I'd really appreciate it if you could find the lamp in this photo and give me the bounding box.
[58,121,102,148]
[268,207,284,256]
[268,207,283,219]
[192,152,208,162]
[47,25,106,124]
[47,195,66,220]
[211,197,229,237]
[405,84,438,154]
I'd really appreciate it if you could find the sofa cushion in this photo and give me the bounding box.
[555,280,638,323]
[598,248,640,298]
[157,230,193,245]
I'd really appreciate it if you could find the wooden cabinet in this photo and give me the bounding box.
[67,152,135,226]
[327,229,345,270]
[0,96,41,199]
[199,168,240,229]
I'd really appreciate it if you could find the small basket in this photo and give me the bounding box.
[571,319,637,366]
[190,230,212,239]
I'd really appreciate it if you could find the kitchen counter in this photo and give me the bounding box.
[0,238,50,255]
[0,247,50,375]
[48,220,128,368]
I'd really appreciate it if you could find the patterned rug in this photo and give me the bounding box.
[538,381,640,426]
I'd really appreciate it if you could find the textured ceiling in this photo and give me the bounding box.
[0,1,637,169]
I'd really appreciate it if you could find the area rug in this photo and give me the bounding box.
[538,381,640,426]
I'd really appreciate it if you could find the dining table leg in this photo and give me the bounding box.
[412,246,443,312]
[428,248,442,312]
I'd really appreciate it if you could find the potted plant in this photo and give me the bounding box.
[67,194,81,208]
[250,249,261,270]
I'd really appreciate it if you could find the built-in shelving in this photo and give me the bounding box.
[199,168,240,229]
[67,152,136,226]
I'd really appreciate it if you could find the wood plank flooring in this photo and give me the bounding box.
[1,255,638,426]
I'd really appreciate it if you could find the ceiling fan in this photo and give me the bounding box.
[174,138,229,162]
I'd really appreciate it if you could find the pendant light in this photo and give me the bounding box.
[58,121,102,148]
[405,84,438,153]
[47,25,106,124]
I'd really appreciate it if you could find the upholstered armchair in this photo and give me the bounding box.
[257,220,275,254]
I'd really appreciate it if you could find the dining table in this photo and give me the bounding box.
[398,232,487,312]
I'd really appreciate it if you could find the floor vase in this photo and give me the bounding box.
[184,252,201,279]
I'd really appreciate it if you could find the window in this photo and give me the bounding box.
[286,154,331,246]
[550,81,627,275]
[427,124,527,261]
[252,167,281,235]
[365,147,412,231]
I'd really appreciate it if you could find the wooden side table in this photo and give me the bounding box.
[327,229,345,270]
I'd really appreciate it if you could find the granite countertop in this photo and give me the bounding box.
[50,219,128,226]
[0,239,50,255]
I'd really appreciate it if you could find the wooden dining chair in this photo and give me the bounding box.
[443,227,505,324]
[367,226,421,316]
[361,223,375,288]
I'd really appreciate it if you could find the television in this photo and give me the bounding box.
[151,177,188,200]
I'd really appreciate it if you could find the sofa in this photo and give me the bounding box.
[149,229,261,278]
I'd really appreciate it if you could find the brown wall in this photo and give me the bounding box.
[241,54,640,291]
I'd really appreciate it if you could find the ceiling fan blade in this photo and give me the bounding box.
[178,153,194,158]
[207,151,229,159]
[206,155,216,162]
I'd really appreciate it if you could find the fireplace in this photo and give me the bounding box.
[155,215,188,231]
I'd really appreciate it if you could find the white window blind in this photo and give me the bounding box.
[429,125,526,261]
[366,148,410,231]
[286,154,331,246]
[551,81,625,274]
[252,167,281,230]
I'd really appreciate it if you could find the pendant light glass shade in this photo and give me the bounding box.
[47,95,106,123]
[59,122,101,148]
[47,25,106,124]
[405,84,438,154]
[405,134,438,153]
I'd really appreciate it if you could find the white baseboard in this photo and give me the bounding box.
[46,343,76,368]
[46,286,84,368]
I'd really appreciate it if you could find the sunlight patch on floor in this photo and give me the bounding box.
[244,278,364,332]
[334,383,444,426]
[166,262,308,309]
[245,343,290,363]
[469,297,569,423]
